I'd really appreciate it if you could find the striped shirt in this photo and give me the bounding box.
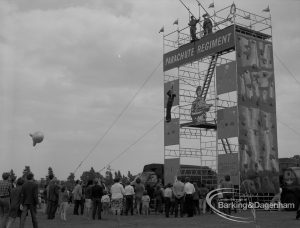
[0,180,12,197]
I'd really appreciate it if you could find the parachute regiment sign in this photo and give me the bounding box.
[163,25,235,71]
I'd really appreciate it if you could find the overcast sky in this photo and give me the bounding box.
[0,0,299,180]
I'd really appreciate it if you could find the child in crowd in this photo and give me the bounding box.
[101,190,111,215]
[59,186,69,221]
[141,190,150,216]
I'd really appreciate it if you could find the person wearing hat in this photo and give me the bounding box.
[188,16,199,42]
[202,13,213,36]
[0,172,12,228]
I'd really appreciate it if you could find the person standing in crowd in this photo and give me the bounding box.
[42,185,48,214]
[169,189,175,216]
[101,190,110,215]
[199,183,209,214]
[141,191,150,216]
[91,179,103,220]
[164,183,173,218]
[188,15,199,42]
[84,180,93,219]
[6,178,24,228]
[184,177,195,217]
[202,13,213,36]
[79,182,85,215]
[72,180,82,215]
[0,172,12,228]
[110,178,125,216]
[124,181,135,216]
[19,172,39,228]
[134,178,144,215]
[47,175,59,219]
[58,186,69,221]
[221,175,233,215]
[192,182,200,215]
[173,176,185,218]
[154,185,164,214]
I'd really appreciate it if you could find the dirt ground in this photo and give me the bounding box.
[8,207,299,228]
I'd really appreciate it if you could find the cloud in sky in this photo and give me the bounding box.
[0,0,299,179]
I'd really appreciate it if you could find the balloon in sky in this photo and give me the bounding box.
[29,132,44,146]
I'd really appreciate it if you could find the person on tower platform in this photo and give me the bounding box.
[202,13,213,36]
[190,86,213,123]
[188,16,199,42]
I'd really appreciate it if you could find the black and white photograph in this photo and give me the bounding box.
[1,0,300,227]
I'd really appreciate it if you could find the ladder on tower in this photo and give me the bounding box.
[200,53,219,100]
[221,138,232,154]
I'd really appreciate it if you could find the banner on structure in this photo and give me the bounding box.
[164,118,180,146]
[163,25,235,71]
[218,153,239,186]
[216,61,237,95]
[164,79,179,108]
[164,158,180,185]
[217,107,238,139]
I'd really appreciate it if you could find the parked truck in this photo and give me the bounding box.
[132,163,217,198]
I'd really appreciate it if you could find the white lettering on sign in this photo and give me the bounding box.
[165,47,195,66]
[197,33,232,54]
[163,25,235,71]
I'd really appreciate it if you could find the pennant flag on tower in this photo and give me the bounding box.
[230,2,236,14]
[159,26,164,33]
[263,5,270,12]
[208,2,214,8]
[173,19,178,25]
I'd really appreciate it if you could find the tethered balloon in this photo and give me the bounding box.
[29,132,44,146]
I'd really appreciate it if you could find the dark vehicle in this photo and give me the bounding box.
[281,167,300,211]
[132,163,217,195]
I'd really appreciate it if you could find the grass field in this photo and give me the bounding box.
[9,206,299,228]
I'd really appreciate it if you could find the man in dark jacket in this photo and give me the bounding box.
[46,174,59,219]
[91,179,103,220]
[20,172,38,228]
[202,13,213,36]
[188,16,199,42]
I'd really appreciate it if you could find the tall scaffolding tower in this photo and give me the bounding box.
[163,2,278,194]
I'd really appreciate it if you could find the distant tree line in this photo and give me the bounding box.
[4,165,136,190]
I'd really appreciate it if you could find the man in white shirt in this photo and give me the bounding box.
[184,177,195,217]
[124,181,135,215]
[173,177,185,217]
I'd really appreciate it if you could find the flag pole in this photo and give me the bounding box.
[198,1,201,37]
